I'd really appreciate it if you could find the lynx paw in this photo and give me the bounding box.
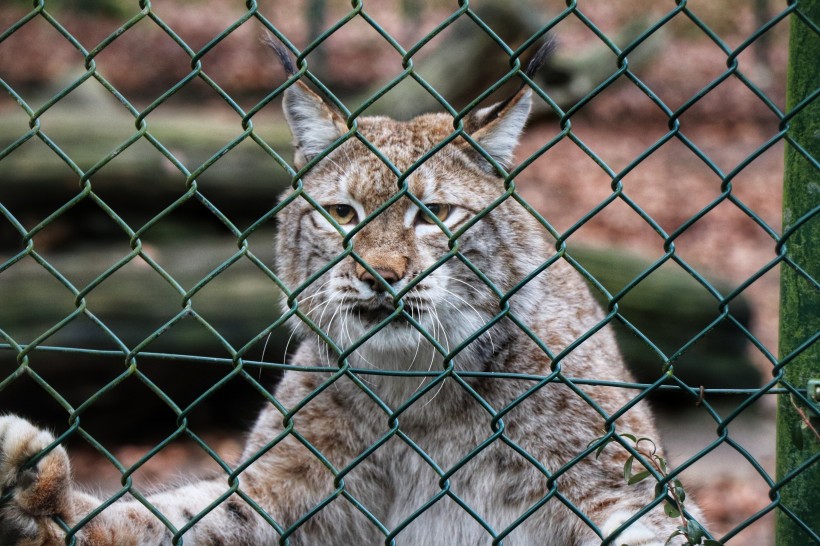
[0,415,71,544]
[600,510,665,546]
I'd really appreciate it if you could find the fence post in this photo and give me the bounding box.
[775,0,819,544]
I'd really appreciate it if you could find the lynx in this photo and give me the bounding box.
[0,41,702,545]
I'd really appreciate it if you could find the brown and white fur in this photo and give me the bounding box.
[0,45,702,546]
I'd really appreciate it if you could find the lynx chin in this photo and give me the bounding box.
[0,40,703,545]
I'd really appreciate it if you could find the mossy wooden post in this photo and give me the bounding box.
[776,1,820,544]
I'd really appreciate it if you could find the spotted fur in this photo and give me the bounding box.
[0,51,702,545]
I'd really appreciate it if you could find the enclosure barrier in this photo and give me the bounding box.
[0,0,818,545]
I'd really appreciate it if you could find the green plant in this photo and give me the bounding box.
[594,434,723,546]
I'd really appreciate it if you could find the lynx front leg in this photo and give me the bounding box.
[0,415,279,545]
[578,506,692,546]
[0,415,78,545]
[597,510,667,546]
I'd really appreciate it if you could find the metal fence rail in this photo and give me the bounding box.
[0,0,817,544]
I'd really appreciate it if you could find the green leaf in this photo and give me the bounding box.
[671,479,686,503]
[686,519,705,541]
[627,470,652,485]
[594,438,613,459]
[664,501,681,518]
[624,456,635,482]
[655,482,665,497]
[657,456,668,474]
[621,433,638,444]
[703,540,723,545]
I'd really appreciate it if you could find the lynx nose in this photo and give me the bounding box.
[356,264,405,292]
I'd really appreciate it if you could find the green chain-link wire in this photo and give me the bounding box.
[0,0,817,544]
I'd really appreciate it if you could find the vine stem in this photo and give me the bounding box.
[790,395,820,442]
[634,442,689,538]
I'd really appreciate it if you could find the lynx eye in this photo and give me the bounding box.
[418,203,451,225]
[328,204,357,225]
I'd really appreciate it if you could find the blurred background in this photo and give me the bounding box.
[0,1,792,543]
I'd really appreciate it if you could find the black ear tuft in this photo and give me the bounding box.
[263,33,297,76]
[524,35,557,79]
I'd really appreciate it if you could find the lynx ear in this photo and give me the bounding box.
[283,81,347,167]
[465,89,532,172]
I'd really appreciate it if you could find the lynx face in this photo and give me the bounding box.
[275,83,548,371]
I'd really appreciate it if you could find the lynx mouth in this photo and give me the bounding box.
[355,305,401,324]
[351,296,424,325]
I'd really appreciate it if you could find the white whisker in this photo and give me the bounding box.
[420,302,449,407]
[314,292,340,366]
[438,286,496,355]
[405,288,424,371]
[340,297,375,388]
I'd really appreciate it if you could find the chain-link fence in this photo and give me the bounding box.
[0,1,817,545]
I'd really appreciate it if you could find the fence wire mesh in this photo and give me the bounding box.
[0,0,817,545]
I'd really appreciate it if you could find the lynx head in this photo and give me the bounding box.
[273,43,554,372]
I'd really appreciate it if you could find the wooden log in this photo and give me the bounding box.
[569,246,760,394]
[0,82,294,219]
[0,237,285,438]
[355,3,666,119]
